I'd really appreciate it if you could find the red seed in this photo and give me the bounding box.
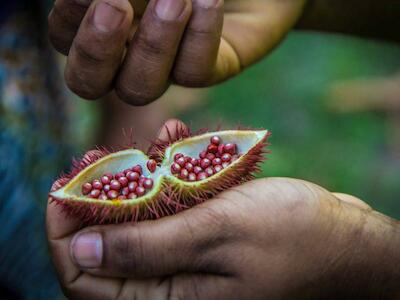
[103,184,111,192]
[232,154,240,161]
[90,189,101,198]
[121,187,130,196]
[179,169,189,180]
[101,175,111,185]
[143,178,153,189]
[222,162,230,168]
[224,143,237,155]
[174,153,184,161]
[110,180,121,191]
[107,190,118,199]
[92,180,103,190]
[115,172,125,179]
[193,166,202,174]
[185,163,194,173]
[210,136,221,145]
[221,153,232,162]
[188,173,197,182]
[190,158,199,166]
[123,168,131,175]
[136,186,146,196]
[127,171,140,182]
[206,153,215,161]
[128,193,137,199]
[99,193,108,200]
[176,157,186,167]
[171,163,181,174]
[128,181,138,192]
[214,165,223,173]
[205,167,214,177]
[199,151,207,159]
[119,196,127,200]
[82,183,92,195]
[139,175,146,186]
[207,144,218,154]
[200,158,211,169]
[118,176,129,187]
[104,172,113,179]
[147,159,157,173]
[218,144,225,155]
[132,165,142,174]
[197,172,208,181]
[212,158,222,166]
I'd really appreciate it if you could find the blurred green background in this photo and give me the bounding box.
[180,32,400,219]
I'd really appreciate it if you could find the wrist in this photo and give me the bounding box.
[353,210,400,299]
[327,205,400,299]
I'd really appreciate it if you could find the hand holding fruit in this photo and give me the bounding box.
[48,0,307,105]
[47,120,400,300]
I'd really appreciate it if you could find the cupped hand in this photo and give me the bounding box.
[47,120,400,300]
[48,0,307,105]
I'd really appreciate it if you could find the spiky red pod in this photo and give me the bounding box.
[49,129,270,224]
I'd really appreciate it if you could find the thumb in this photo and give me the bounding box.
[69,203,232,278]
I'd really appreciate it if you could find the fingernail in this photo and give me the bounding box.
[197,0,218,8]
[70,232,103,268]
[155,0,186,21]
[93,1,125,32]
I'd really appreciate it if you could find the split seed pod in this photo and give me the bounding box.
[49,129,270,224]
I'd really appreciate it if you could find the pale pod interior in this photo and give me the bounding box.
[50,130,268,204]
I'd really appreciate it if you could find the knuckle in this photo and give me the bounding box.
[64,70,99,99]
[111,229,143,275]
[186,207,239,253]
[173,66,213,87]
[136,34,175,60]
[73,38,108,64]
[115,80,163,106]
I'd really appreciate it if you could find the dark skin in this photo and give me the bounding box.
[48,0,400,105]
[47,120,400,300]
[47,1,400,299]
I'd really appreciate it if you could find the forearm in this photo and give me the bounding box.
[297,0,400,42]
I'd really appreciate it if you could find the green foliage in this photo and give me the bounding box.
[182,32,400,219]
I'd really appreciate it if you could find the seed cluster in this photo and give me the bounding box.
[81,164,154,200]
[171,135,240,182]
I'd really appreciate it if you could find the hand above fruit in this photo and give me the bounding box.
[48,0,307,105]
[46,119,400,300]
[48,0,400,106]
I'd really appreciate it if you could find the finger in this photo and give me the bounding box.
[48,0,93,55]
[46,197,83,287]
[147,118,189,161]
[116,0,192,106]
[47,195,172,300]
[69,202,240,278]
[333,193,371,210]
[173,0,224,87]
[157,118,189,142]
[65,0,134,99]
[213,1,305,81]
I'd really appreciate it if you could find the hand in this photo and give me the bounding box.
[48,0,307,105]
[47,120,400,300]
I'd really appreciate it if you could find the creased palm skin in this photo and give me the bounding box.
[47,120,400,300]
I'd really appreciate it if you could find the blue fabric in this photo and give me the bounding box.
[0,7,71,300]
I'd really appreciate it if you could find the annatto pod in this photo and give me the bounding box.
[49,129,270,224]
